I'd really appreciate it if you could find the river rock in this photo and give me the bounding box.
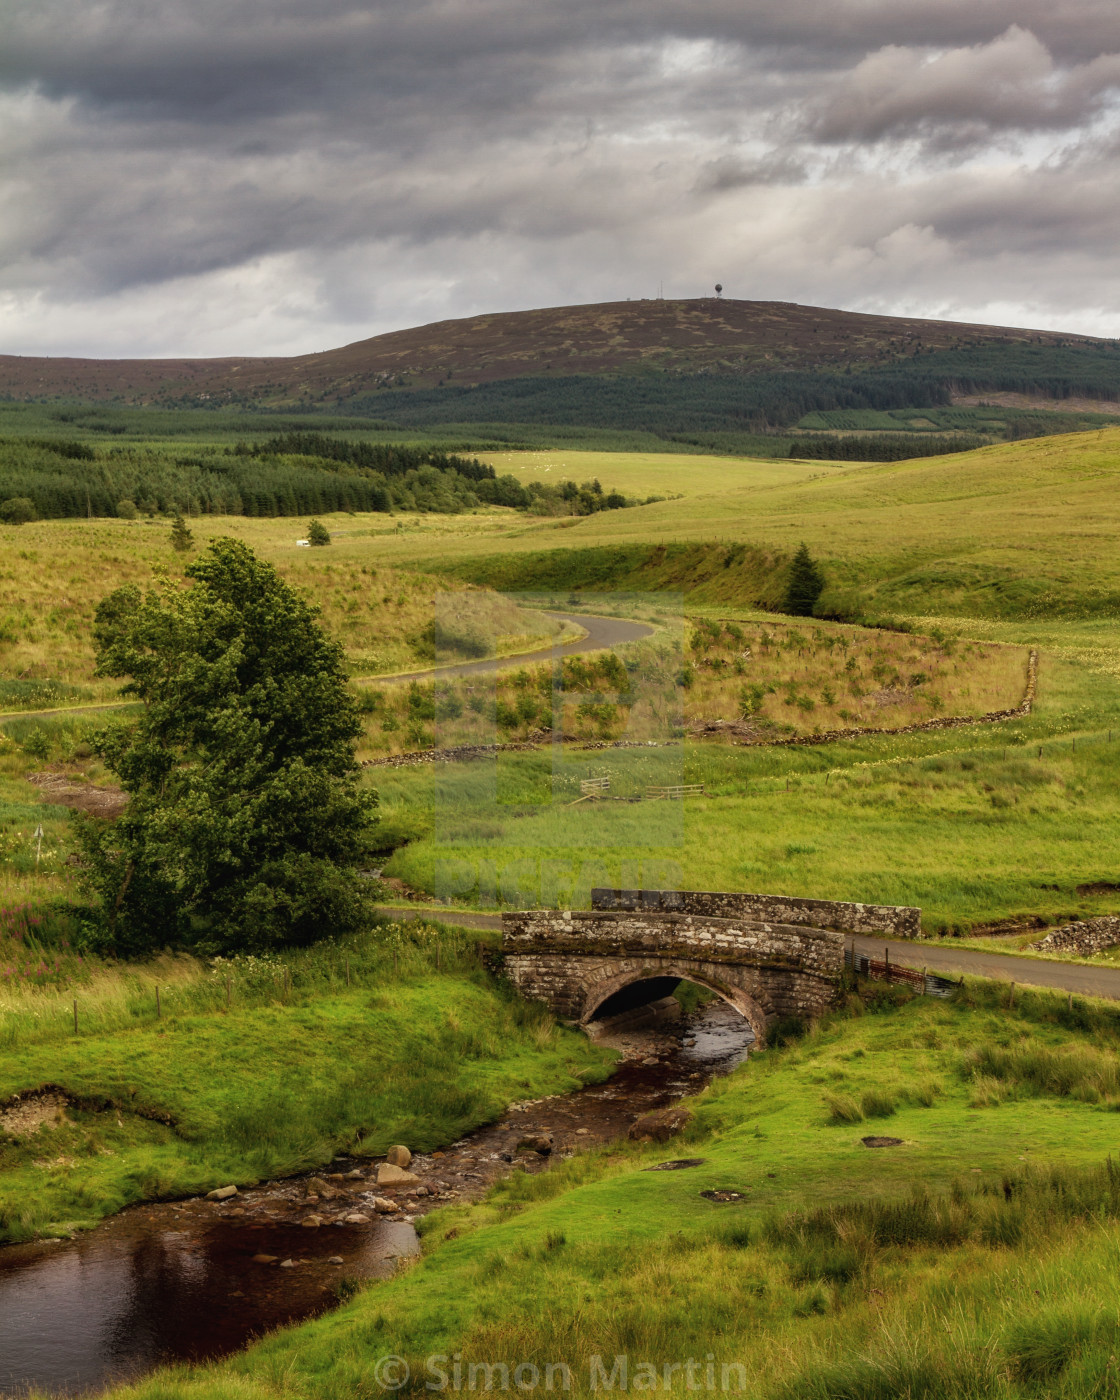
[279,1259,297,1268]
[346,1169,364,1179]
[343,1212,371,1224]
[206,1185,238,1201]
[252,1253,277,1264]
[385,1145,412,1168]
[327,1256,344,1265]
[372,1197,397,1212]
[302,1214,325,1228]
[628,1107,693,1143]
[516,1134,553,1156]
[377,1163,420,1186]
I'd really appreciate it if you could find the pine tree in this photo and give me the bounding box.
[169,513,194,552]
[783,543,824,616]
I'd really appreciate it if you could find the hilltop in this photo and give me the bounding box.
[1,297,1116,410]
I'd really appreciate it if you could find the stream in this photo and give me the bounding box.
[0,1001,753,1397]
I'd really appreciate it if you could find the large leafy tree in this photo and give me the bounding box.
[76,538,377,954]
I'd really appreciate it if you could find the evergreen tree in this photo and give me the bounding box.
[307,518,331,546]
[74,539,378,954]
[169,512,194,552]
[783,543,824,616]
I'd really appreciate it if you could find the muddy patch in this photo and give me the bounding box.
[0,1089,70,1140]
[862,1136,904,1149]
[700,1189,746,1202]
[28,772,127,819]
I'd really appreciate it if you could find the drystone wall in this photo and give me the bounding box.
[1028,917,1120,957]
[592,888,922,939]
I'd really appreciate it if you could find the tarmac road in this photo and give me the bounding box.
[358,611,655,686]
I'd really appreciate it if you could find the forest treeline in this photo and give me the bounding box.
[0,434,635,520]
[342,342,1120,439]
[788,433,989,462]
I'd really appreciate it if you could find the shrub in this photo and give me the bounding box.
[307,518,331,546]
[0,496,37,525]
[116,499,138,519]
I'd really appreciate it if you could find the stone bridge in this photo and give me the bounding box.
[502,888,920,1044]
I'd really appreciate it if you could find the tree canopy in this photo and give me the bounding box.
[76,538,378,953]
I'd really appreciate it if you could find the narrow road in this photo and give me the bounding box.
[360,611,655,686]
[0,613,655,726]
[376,906,1120,1002]
[850,932,1120,1001]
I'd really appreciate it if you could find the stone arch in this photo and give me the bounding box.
[578,959,769,1044]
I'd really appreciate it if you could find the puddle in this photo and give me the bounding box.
[0,999,752,1396]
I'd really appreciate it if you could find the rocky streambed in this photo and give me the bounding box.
[0,1000,752,1397]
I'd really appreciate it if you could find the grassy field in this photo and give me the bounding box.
[0,919,612,1243]
[92,980,1120,1400]
[417,429,1120,626]
[0,513,574,690]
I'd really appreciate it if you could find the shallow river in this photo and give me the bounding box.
[0,1002,752,1396]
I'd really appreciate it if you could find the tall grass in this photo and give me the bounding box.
[0,918,492,1049]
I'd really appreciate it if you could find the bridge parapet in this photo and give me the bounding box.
[503,909,843,977]
[592,887,921,939]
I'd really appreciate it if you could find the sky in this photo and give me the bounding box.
[2,0,1119,358]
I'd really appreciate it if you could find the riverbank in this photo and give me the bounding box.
[0,920,613,1244]
[76,976,1120,1400]
[0,1000,753,1395]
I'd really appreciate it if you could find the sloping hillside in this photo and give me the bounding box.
[1,297,1114,407]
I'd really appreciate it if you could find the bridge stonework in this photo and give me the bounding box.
[501,909,846,1044]
[591,888,921,939]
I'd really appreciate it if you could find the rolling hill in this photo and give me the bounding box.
[2,298,1117,409]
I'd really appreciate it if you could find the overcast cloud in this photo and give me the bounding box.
[1,0,1119,356]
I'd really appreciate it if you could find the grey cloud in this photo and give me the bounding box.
[1,0,1120,353]
[800,27,1120,144]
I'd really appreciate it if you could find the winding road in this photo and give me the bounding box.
[0,612,656,727]
[359,611,656,686]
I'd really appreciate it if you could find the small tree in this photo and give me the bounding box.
[307,519,331,547]
[0,496,37,525]
[117,499,138,520]
[169,513,194,552]
[73,538,378,954]
[783,543,824,616]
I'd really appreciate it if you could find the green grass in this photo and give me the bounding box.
[369,428,1120,626]
[375,647,1120,932]
[0,920,614,1243]
[94,981,1120,1400]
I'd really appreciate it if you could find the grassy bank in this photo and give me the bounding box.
[96,980,1120,1400]
[0,920,613,1243]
